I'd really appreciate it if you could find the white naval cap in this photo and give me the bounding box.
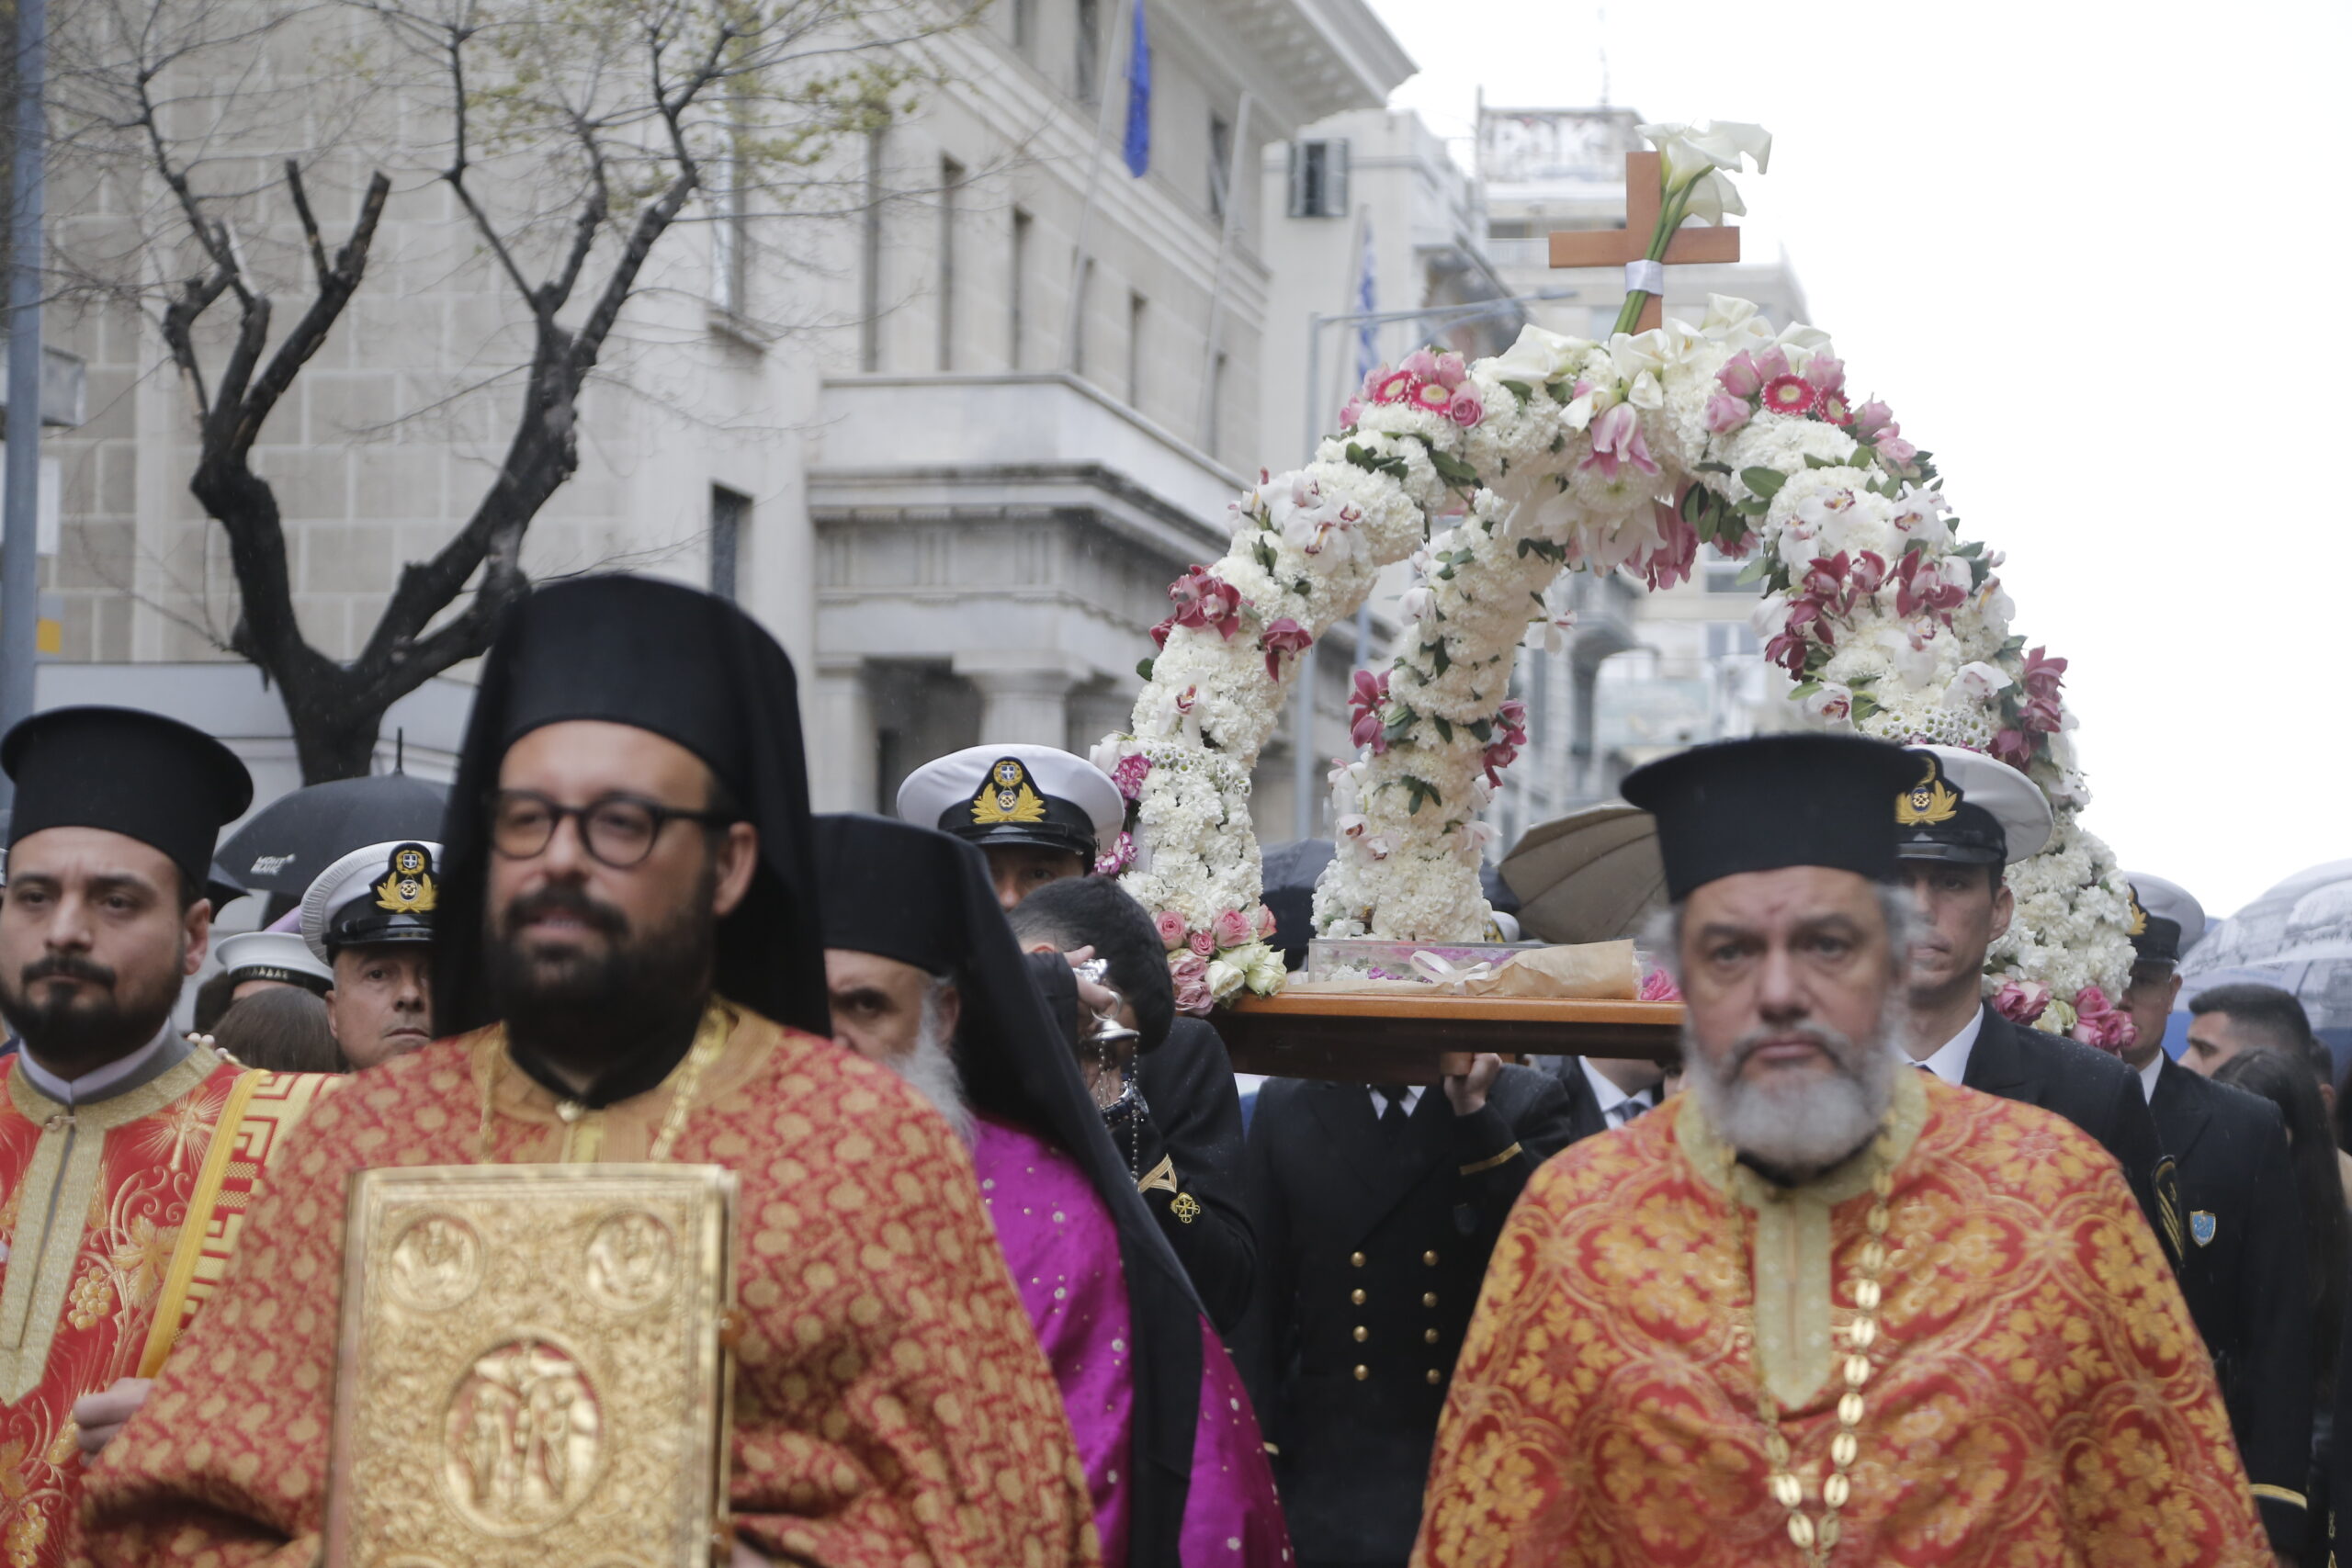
[214,929,334,991]
[1894,744,2052,866]
[894,744,1125,862]
[300,839,444,964]
[2122,872,2205,965]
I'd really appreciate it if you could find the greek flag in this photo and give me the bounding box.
[1352,218,1379,383]
[1122,2,1151,177]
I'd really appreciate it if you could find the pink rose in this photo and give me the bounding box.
[1804,353,1845,395]
[1447,387,1484,427]
[1254,904,1278,942]
[2070,985,2137,1055]
[1876,434,1919,470]
[1849,400,1894,439]
[1154,910,1190,951]
[1702,390,1752,434]
[1752,345,1791,381]
[1715,351,1762,399]
[1213,909,1254,950]
[1638,968,1682,1003]
[1992,978,2052,1026]
[1187,930,1216,959]
[1170,953,1215,1016]
[1400,347,1441,380]
[1432,351,1469,389]
[1337,397,1365,427]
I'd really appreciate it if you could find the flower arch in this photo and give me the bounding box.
[1100,164,2131,1044]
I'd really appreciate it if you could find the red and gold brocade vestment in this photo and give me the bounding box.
[0,1042,334,1568]
[1412,1066,2270,1568]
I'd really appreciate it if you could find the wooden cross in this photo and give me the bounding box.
[1549,151,1741,333]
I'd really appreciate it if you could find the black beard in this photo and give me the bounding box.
[0,952,183,1078]
[483,876,715,1092]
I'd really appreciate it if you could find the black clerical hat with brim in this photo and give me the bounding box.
[2,705,252,893]
[1622,733,1917,903]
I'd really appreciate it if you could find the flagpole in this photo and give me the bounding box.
[1060,0,1136,375]
[1193,91,1252,447]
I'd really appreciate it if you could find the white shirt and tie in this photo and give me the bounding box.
[1577,1057,1655,1128]
[1912,1008,1985,1087]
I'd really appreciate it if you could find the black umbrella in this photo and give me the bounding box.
[215,773,450,897]
[1258,838,1520,969]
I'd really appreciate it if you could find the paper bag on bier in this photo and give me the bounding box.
[1430,940,1639,999]
[325,1165,737,1567]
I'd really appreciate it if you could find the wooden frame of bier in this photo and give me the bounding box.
[1216,993,1685,1084]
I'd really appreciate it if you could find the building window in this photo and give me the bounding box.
[1075,0,1100,102]
[1286,138,1350,219]
[938,156,964,371]
[711,486,749,602]
[710,141,748,317]
[1010,207,1032,370]
[1125,291,1147,408]
[859,127,887,372]
[1208,112,1232,220]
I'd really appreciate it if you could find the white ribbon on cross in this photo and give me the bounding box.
[1623,258,1667,295]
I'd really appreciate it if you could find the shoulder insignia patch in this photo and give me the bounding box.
[2190,1210,2218,1247]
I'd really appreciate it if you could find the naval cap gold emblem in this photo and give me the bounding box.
[375,842,438,914]
[1894,757,1960,828]
[970,757,1048,827]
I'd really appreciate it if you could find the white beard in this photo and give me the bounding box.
[1686,1013,1899,1178]
[886,1000,975,1147]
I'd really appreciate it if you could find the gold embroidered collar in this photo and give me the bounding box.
[1679,1063,1928,1408]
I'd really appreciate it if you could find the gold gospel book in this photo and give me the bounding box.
[324,1164,738,1567]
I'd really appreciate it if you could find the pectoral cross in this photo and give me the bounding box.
[1549,151,1741,334]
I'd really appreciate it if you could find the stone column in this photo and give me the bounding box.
[807,656,878,812]
[956,653,1084,747]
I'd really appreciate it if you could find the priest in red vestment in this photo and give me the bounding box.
[1413,734,2270,1568]
[79,576,1097,1568]
[0,706,334,1568]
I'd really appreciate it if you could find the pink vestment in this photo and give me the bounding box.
[973,1113,1290,1567]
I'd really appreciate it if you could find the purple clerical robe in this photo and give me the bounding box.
[972,1113,1290,1567]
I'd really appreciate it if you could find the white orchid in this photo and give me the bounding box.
[1946,662,2014,707]
[1680,169,1747,227]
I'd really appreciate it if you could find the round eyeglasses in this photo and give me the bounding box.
[487,790,735,869]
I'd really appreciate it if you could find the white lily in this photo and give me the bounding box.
[1679,168,1747,226]
[1088,738,1130,776]
[1488,323,1589,384]
[1561,390,1596,432]
[1626,369,1665,411]
[1638,120,1772,186]
[1946,662,2014,707]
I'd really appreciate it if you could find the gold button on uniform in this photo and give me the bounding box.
[1424,1328,1440,1344]
[1353,1365,1369,1382]
[1423,1250,1439,1266]
[1422,1292,1438,1308]
[1351,1252,1366,1268]
[1425,1369,1442,1384]
[1352,1325,1369,1342]
[1351,1289,1366,1305]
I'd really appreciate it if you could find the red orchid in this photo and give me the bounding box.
[1260,618,1312,682]
[2020,647,2067,702]
[1168,567,1243,639]
[1989,728,2035,767]
[1348,669,1391,753]
[1849,550,1888,597]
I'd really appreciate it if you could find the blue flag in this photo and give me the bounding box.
[1353,219,1379,384]
[1122,2,1150,177]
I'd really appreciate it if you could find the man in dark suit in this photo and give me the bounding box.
[1238,1056,1576,1568]
[1531,1053,1661,1144]
[1894,746,2184,1269]
[2119,878,2312,1562]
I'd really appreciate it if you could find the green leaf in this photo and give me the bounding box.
[1850,692,1883,720]
[1736,559,1766,584]
[1499,379,1534,408]
[1136,657,1156,682]
[1431,714,1453,743]
[1292,576,1312,595]
[1252,539,1277,575]
[1694,460,1734,475]
[1425,640,1453,677]
[1401,774,1444,815]
[1740,466,1787,499]
[1790,681,1821,700]
[1429,448,1481,489]
[1345,442,1408,480]
[1735,495,1770,516]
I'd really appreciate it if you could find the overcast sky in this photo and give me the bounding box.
[1360,0,2350,920]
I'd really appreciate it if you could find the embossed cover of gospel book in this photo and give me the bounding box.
[324,1165,738,1567]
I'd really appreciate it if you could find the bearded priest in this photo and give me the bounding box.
[79,577,1097,1568]
[1411,734,2268,1568]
